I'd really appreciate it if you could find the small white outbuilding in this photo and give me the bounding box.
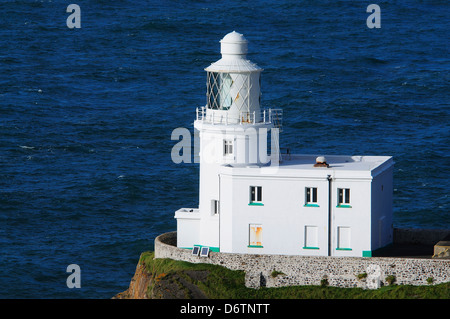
[175,32,394,257]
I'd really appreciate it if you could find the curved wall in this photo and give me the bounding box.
[155,231,450,289]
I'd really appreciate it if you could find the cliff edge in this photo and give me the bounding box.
[113,261,152,299]
[113,252,210,299]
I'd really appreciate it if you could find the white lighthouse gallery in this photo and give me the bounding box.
[174,31,394,258]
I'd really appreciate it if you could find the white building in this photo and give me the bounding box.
[175,32,394,257]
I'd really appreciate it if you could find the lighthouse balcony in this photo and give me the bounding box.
[196,107,282,129]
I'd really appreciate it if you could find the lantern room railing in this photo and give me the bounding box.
[196,107,282,131]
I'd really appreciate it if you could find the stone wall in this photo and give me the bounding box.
[154,231,450,289]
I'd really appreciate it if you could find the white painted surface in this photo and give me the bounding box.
[174,32,394,257]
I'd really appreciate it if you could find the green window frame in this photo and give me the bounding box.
[249,186,263,206]
[337,188,351,208]
[304,187,319,207]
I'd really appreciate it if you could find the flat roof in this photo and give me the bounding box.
[220,154,394,179]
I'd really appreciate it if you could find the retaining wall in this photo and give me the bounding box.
[154,230,450,289]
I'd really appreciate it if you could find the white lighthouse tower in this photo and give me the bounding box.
[175,32,393,258]
[175,31,282,251]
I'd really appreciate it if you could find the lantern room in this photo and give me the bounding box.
[203,31,263,124]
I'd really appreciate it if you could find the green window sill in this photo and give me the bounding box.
[248,245,263,248]
[336,248,352,251]
[304,203,319,207]
[248,202,264,206]
[336,204,352,208]
[303,246,319,250]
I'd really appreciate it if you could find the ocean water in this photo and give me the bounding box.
[0,0,448,298]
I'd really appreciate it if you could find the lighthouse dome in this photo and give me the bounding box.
[206,31,260,73]
[220,31,248,57]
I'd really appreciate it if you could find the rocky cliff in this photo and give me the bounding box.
[114,261,152,299]
[113,252,210,299]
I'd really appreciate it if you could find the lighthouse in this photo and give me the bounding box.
[175,31,282,251]
[175,32,394,257]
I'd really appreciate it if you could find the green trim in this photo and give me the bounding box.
[336,204,352,208]
[336,247,352,251]
[362,250,372,257]
[248,245,264,248]
[304,203,319,207]
[303,246,319,250]
[248,202,264,206]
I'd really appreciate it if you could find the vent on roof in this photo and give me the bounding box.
[314,156,329,168]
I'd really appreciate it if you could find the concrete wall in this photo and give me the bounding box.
[194,122,272,250]
[218,172,387,257]
[175,210,200,249]
[371,166,394,251]
[155,230,450,289]
[220,175,332,256]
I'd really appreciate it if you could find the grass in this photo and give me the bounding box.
[139,251,450,299]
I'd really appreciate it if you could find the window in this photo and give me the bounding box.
[211,200,219,215]
[249,224,263,247]
[223,140,233,156]
[305,187,319,207]
[249,186,263,205]
[220,74,233,110]
[207,72,232,110]
[337,226,352,250]
[304,226,319,250]
[337,188,351,207]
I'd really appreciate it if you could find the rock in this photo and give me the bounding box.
[113,254,209,299]
[113,262,152,299]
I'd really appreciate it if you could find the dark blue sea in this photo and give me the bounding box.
[0,0,448,298]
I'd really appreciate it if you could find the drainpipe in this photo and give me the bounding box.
[327,174,332,256]
[218,173,221,251]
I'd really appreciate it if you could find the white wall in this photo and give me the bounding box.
[219,171,382,257]
[331,178,372,257]
[176,211,200,249]
[220,174,332,256]
[194,122,272,249]
[371,166,394,251]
